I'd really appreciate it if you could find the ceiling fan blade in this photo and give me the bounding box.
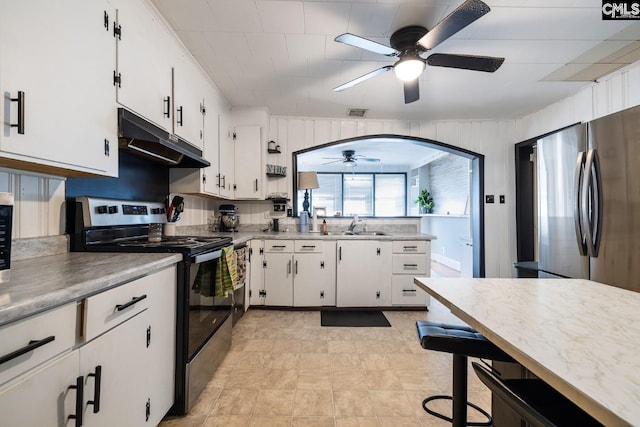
[427,53,504,72]
[404,79,420,104]
[333,66,394,92]
[360,158,381,163]
[335,33,399,56]
[321,159,343,165]
[417,0,490,50]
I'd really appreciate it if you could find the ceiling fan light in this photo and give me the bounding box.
[344,159,357,167]
[394,57,425,82]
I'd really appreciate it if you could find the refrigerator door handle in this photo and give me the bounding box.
[581,149,603,257]
[574,151,588,255]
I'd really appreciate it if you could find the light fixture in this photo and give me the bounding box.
[393,55,425,82]
[298,171,319,213]
[344,159,357,167]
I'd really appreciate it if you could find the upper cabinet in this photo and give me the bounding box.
[233,126,263,200]
[112,0,174,132]
[0,0,118,177]
[114,0,205,151]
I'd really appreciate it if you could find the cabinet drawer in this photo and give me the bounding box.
[0,303,77,387]
[294,240,324,253]
[391,276,429,306]
[392,254,428,274]
[85,273,156,341]
[392,240,427,254]
[264,240,293,253]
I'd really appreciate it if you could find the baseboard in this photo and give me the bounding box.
[431,253,461,272]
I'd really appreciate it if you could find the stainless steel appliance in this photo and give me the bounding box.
[218,204,239,231]
[0,192,14,283]
[536,105,640,291]
[71,196,233,415]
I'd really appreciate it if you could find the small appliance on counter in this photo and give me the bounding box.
[0,192,14,283]
[219,204,239,232]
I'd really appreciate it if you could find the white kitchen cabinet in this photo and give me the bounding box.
[0,266,177,426]
[293,241,336,307]
[248,239,265,306]
[112,0,175,132]
[0,0,118,177]
[391,240,431,307]
[263,240,294,306]
[336,240,392,307]
[233,126,263,199]
[173,56,206,150]
[0,351,80,426]
[218,114,235,198]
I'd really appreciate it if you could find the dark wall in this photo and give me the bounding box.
[65,151,170,233]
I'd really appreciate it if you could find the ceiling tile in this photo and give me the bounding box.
[286,34,326,60]
[256,0,305,33]
[203,0,262,32]
[347,3,399,37]
[245,33,289,61]
[303,2,351,35]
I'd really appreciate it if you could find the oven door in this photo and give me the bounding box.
[186,249,232,360]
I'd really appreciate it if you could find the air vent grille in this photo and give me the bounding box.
[347,108,368,118]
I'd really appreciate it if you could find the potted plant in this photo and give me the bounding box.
[415,189,434,214]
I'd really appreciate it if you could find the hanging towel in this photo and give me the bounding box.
[192,244,237,298]
[215,245,237,297]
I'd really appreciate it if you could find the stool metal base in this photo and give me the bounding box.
[422,395,492,427]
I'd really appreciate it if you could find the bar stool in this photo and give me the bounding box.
[472,362,604,427]
[416,320,515,427]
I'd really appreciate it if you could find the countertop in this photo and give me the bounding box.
[0,252,182,328]
[413,277,640,427]
[195,230,437,247]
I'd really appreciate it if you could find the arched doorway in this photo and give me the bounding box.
[292,134,485,277]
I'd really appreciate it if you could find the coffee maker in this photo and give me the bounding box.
[218,204,239,232]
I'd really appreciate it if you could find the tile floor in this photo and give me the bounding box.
[160,294,493,426]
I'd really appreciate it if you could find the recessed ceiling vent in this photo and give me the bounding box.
[347,108,368,118]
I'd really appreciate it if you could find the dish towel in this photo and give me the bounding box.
[215,245,237,297]
[191,244,236,298]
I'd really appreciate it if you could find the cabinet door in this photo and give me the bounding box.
[293,252,327,307]
[218,114,234,198]
[80,311,150,427]
[233,126,262,199]
[0,351,80,427]
[336,240,391,307]
[264,252,293,306]
[248,240,265,306]
[0,0,118,176]
[113,0,174,131]
[202,95,221,195]
[173,56,205,149]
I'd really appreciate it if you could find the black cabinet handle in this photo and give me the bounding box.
[146,326,151,348]
[68,375,84,426]
[87,365,102,414]
[402,289,417,293]
[0,335,55,365]
[339,246,342,261]
[177,106,183,126]
[115,294,147,311]
[295,260,298,275]
[271,245,286,249]
[403,245,418,250]
[10,91,25,135]
[301,245,316,249]
[163,96,171,118]
[403,263,418,268]
[255,179,258,192]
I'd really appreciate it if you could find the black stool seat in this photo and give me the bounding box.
[416,321,513,362]
[416,321,514,427]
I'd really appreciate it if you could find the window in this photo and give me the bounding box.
[298,173,406,216]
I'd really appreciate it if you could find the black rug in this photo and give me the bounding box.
[320,310,391,327]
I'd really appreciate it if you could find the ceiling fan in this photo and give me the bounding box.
[322,150,381,168]
[333,0,504,104]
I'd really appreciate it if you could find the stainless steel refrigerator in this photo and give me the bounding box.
[536,105,640,292]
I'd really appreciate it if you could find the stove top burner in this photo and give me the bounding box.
[116,236,228,249]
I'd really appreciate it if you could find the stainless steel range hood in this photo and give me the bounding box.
[118,108,210,168]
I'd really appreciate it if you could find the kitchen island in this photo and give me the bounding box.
[413,277,640,426]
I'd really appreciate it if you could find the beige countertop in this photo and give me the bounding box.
[413,277,640,427]
[0,252,181,327]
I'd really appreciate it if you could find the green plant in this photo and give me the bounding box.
[415,189,434,210]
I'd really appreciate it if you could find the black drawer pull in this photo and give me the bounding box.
[88,365,102,413]
[403,263,418,267]
[0,335,55,365]
[10,91,25,134]
[271,245,286,249]
[301,245,316,249]
[403,245,418,250]
[115,294,147,311]
[402,289,417,292]
[68,375,84,426]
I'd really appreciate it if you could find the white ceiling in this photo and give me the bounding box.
[150,0,640,121]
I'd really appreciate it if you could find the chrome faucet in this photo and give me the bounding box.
[348,214,360,232]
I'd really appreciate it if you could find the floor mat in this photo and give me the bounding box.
[320,310,391,327]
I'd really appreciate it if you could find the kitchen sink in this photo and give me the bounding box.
[341,230,387,236]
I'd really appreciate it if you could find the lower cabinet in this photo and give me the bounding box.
[391,240,431,307]
[0,265,177,426]
[336,240,392,307]
[293,241,336,307]
[263,240,294,306]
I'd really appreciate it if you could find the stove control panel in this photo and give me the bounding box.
[78,196,167,227]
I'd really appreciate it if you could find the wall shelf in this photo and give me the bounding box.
[267,148,281,154]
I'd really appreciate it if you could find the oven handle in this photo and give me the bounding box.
[190,249,223,264]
